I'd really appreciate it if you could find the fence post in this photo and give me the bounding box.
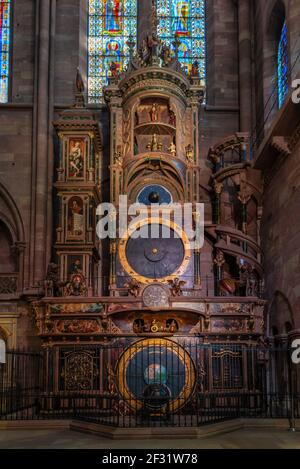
[287,345,296,432]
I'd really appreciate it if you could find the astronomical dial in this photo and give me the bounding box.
[118,218,191,284]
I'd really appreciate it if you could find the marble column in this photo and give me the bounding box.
[238,0,252,132]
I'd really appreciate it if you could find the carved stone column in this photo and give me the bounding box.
[213,181,223,225]
[214,250,225,297]
[238,0,252,132]
[30,0,52,287]
[238,188,252,235]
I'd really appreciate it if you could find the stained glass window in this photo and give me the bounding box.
[88,0,137,103]
[278,22,288,108]
[0,0,11,103]
[157,0,206,83]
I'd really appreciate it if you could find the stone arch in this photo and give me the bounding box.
[269,291,295,336]
[0,220,17,274]
[0,182,26,292]
[0,326,8,342]
[0,182,25,243]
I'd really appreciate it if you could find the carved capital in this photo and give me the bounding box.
[213,181,223,195]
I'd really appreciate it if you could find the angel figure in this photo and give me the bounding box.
[124,278,141,298]
[168,277,186,297]
[168,140,176,157]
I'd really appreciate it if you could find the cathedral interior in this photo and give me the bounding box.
[0,0,300,434]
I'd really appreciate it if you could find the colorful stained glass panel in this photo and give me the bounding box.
[278,22,288,109]
[88,0,137,102]
[0,0,11,103]
[157,0,206,82]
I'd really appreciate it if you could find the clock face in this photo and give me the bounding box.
[125,224,184,279]
[119,218,191,284]
[137,185,172,205]
[116,338,196,412]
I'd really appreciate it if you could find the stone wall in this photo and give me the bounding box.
[261,142,300,331]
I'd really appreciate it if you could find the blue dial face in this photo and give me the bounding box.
[125,224,185,279]
[137,185,172,205]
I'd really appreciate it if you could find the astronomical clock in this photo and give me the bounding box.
[32,23,265,412]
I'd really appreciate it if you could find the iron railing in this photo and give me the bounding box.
[0,341,299,427]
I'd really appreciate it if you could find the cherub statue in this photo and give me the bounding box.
[124,278,141,298]
[168,277,186,297]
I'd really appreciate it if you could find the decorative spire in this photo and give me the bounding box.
[127,34,136,61]
[151,0,158,37]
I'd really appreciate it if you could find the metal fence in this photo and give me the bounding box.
[0,339,299,427]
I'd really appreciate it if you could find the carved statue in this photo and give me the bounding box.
[64,273,87,297]
[124,278,141,298]
[186,145,194,163]
[168,277,186,297]
[101,311,109,331]
[214,250,225,268]
[113,146,122,166]
[160,44,172,66]
[140,38,151,65]
[150,103,159,122]
[191,60,200,77]
[146,134,163,152]
[246,270,259,297]
[76,67,84,93]
[168,320,178,334]
[147,33,161,60]
[169,109,176,127]
[168,140,176,157]
[45,263,65,297]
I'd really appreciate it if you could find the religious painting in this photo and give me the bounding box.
[212,318,245,333]
[67,197,84,239]
[67,138,85,180]
[67,255,84,277]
